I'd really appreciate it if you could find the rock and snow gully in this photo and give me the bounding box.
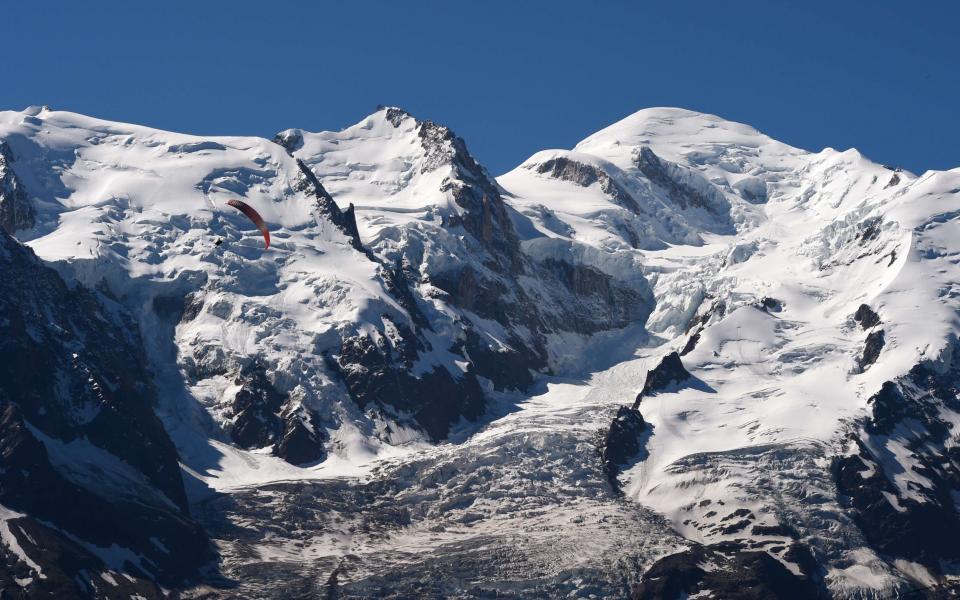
[1,104,959,598]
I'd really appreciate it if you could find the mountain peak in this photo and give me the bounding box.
[574,106,793,167]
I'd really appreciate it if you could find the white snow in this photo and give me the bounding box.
[0,506,46,582]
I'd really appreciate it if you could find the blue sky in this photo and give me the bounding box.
[3,1,957,174]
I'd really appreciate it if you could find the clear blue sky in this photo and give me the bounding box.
[3,1,957,174]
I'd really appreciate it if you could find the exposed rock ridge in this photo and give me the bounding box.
[600,406,647,491]
[293,158,365,252]
[635,145,732,227]
[633,352,693,408]
[534,156,642,214]
[0,141,34,235]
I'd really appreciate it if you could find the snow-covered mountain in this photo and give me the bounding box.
[1,104,959,598]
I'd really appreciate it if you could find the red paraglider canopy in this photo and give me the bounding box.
[226,199,270,249]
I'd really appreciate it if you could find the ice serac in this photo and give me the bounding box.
[0,232,212,595]
[0,141,34,235]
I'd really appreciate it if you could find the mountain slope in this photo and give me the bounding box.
[500,107,960,597]
[1,104,958,597]
[0,231,212,597]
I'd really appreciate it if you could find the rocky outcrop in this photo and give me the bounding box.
[834,353,960,577]
[273,129,304,153]
[884,171,902,189]
[600,406,647,491]
[276,407,326,465]
[853,303,881,329]
[759,296,783,313]
[534,156,642,213]
[332,325,486,441]
[681,299,726,356]
[635,146,731,228]
[0,232,213,592]
[293,158,365,252]
[228,359,325,465]
[680,331,701,356]
[0,141,34,235]
[859,329,885,370]
[633,352,693,407]
[631,542,826,600]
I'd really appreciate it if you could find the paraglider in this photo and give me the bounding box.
[226,199,270,249]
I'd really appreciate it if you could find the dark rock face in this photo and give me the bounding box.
[273,129,304,153]
[535,258,653,334]
[633,352,692,407]
[0,507,170,598]
[0,232,213,592]
[864,381,909,435]
[534,156,642,214]
[277,408,326,465]
[760,296,783,313]
[751,523,799,538]
[853,303,881,329]
[635,146,731,230]
[333,326,485,442]
[631,542,826,600]
[454,327,537,392]
[0,403,210,594]
[0,233,186,509]
[228,359,324,465]
[859,329,885,370]
[293,159,365,253]
[600,406,647,491]
[680,332,701,356]
[0,141,35,235]
[834,352,960,575]
[167,140,227,154]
